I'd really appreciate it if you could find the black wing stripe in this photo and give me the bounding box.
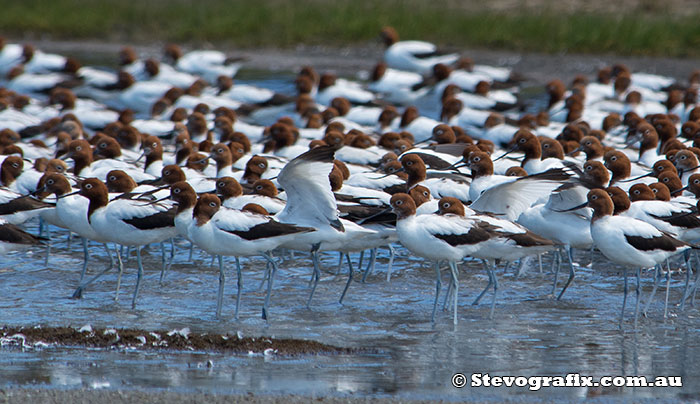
[625,233,685,252]
[0,223,46,245]
[505,231,554,247]
[122,209,175,230]
[650,212,700,229]
[0,196,53,215]
[225,220,314,241]
[435,227,491,246]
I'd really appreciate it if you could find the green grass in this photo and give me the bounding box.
[1,0,700,57]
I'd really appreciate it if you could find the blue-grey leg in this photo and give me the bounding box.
[489,261,499,320]
[634,268,641,329]
[681,259,690,311]
[215,255,225,319]
[449,261,459,325]
[235,256,242,319]
[259,259,271,291]
[681,253,699,307]
[159,242,168,284]
[339,253,354,304]
[335,252,343,275]
[262,253,277,320]
[386,244,396,282]
[679,252,692,310]
[307,244,322,308]
[105,243,114,269]
[442,272,454,311]
[643,265,661,317]
[71,243,115,299]
[357,250,365,271]
[114,244,124,300]
[557,246,576,300]
[80,237,90,282]
[43,221,51,266]
[361,248,377,283]
[431,260,442,322]
[308,251,319,287]
[67,231,72,248]
[550,248,561,296]
[620,267,628,329]
[537,254,543,273]
[131,246,143,309]
[473,260,493,305]
[188,241,194,262]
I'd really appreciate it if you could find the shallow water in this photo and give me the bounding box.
[1,64,699,401]
[1,222,699,401]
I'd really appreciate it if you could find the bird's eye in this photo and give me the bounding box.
[389,167,396,173]
[256,185,263,190]
[217,148,224,153]
[109,176,116,182]
[611,156,617,161]
[174,188,181,194]
[663,177,670,182]
[519,138,526,143]
[474,157,480,162]
[100,143,106,148]
[395,200,403,205]
[406,161,413,166]
[209,202,216,207]
[585,141,591,146]
[47,179,54,185]
[11,162,18,168]
[442,202,450,208]
[423,191,429,197]
[85,183,93,189]
[217,182,224,188]
[591,195,597,199]
[76,146,82,151]
[633,190,640,194]
[585,165,592,171]
[695,179,700,184]
[543,144,550,148]
[258,163,265,168]
[652,188,658,193]
[237,149,244,154]
[164,170,171,175]
[681,155,687,160]
[152,142,158,148]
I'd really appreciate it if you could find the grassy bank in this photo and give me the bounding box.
[2,0,700,57]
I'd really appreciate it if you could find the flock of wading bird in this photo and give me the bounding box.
[2,28,700,327]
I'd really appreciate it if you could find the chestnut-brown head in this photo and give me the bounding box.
[437,197,466,216]
[390,193,417,219]
[589,189,615,219]
[170,181,198,211]
[105,170,137,193]
[193,194,221,226]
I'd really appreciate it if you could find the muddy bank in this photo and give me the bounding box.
[0,388,481,404]
[0,325,354,355]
